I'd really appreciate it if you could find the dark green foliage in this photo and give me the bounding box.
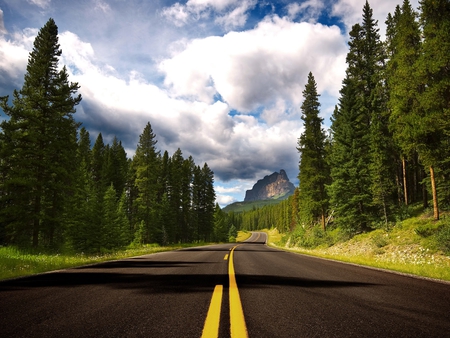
[233,196,293,233]
[328,2,389,234]
[213,204,229,242]
[0,19,217,251]
[132,122,161,244]
[0,18,81,247]
[297,72,329,229]
[435,223,450,254]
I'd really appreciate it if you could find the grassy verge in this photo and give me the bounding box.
[236,230,252,242]
[0,243,206,281]
[264,219,450,282]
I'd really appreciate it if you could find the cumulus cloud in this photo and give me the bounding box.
[286,0,325,22]
[27,0,51,9]
[0,9,6,35]
[159,15,347,113]
[0,26,36,89]
[161,0,257,29]
[332,0,420,36]
[57,29,307,186]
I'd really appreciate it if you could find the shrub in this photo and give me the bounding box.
[436,224,450,254]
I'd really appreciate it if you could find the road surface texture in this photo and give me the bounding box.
[1,232,449,337]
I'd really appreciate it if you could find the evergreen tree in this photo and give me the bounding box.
[386,1,423,207]
[415,0,450,219]
[66,127,94,251]
[133,122,160,243]
[90,133,107,250]
[0,18,81,247]
[169,148,184,242]
[103,136,128,198]
[213,204,229,242]
[328,24,373,233]
[297,72,329,230]
[328,1,387,233]
[199,163,216,241]
[180,156,194,242]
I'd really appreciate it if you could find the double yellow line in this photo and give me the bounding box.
[201,245,248,338]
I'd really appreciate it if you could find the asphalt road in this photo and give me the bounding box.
[1,232,449,337]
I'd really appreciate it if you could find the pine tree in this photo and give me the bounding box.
[180,157,194,242]
[89,133,107,250]
[386,1,422,207]
[66,127,94,251]
[0,18,81,247]
[133,122,160,243]
[169,148,184,242]
[415,0,450,219]
[199,163,216,241]
[297,72,329,230]
[103,136,128,198]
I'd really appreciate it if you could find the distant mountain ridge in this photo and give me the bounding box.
[244,169,295,202]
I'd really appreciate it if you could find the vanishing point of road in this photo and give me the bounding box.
[1,232,449,337]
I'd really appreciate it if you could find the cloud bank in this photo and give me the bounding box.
[0,0,420,205]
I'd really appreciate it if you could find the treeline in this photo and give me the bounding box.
[0,19,216,251]
[230,0,450,235]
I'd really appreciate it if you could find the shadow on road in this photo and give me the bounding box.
[0,257,378,294]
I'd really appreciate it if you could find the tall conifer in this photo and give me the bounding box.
[328,1,385,232]
[0,18,81,247]
[297,72,329,230]
[133,122,160,243]
[415,0,450,219]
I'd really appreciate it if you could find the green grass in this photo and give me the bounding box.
[236,230,252,242]
[264,211,450,282]
[0,243,205,281]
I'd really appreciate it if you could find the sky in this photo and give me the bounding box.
[0,0,419,207]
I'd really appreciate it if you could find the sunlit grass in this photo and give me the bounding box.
[265,225,450,282]
[236,230,252,242]
[0,243,202,281]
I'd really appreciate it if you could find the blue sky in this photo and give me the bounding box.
[0,0,419,206]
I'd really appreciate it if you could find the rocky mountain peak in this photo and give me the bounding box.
[244,169,295,202]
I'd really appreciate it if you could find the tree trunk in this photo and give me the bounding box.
[33,195,41,247]
[321,210,326,232]
[429,165,439,220]
[402,157,408,206]
[421,168,428,209]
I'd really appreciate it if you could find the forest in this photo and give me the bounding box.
[223,0,450,249]
[0,19,217,252]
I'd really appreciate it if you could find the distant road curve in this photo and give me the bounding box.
[243,231,267,244]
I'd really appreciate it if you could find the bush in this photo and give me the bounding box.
[372,233,388,248]
[415,224,437,238]
[436,224,450,254]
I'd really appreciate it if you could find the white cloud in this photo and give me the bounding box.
[332,0,420,37]
[159,15,347,114]
[214,0,257,29]
[161,0,257,29]
[94,0,111,13]
[0,9,7,35]
[286,0,325,22]
[161,3,191,27]
[216,194,236,206]
[0,27,36,86]
[27,0,51,9]
[57,31,305,184]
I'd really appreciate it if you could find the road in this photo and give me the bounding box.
[1,232,449,337]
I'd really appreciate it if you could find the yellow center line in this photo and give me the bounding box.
[224,254,229,260]
[201,246,248,338]
[229,245,249,338]
[201,285,223,338]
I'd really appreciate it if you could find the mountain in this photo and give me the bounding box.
[244,169,295,202]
